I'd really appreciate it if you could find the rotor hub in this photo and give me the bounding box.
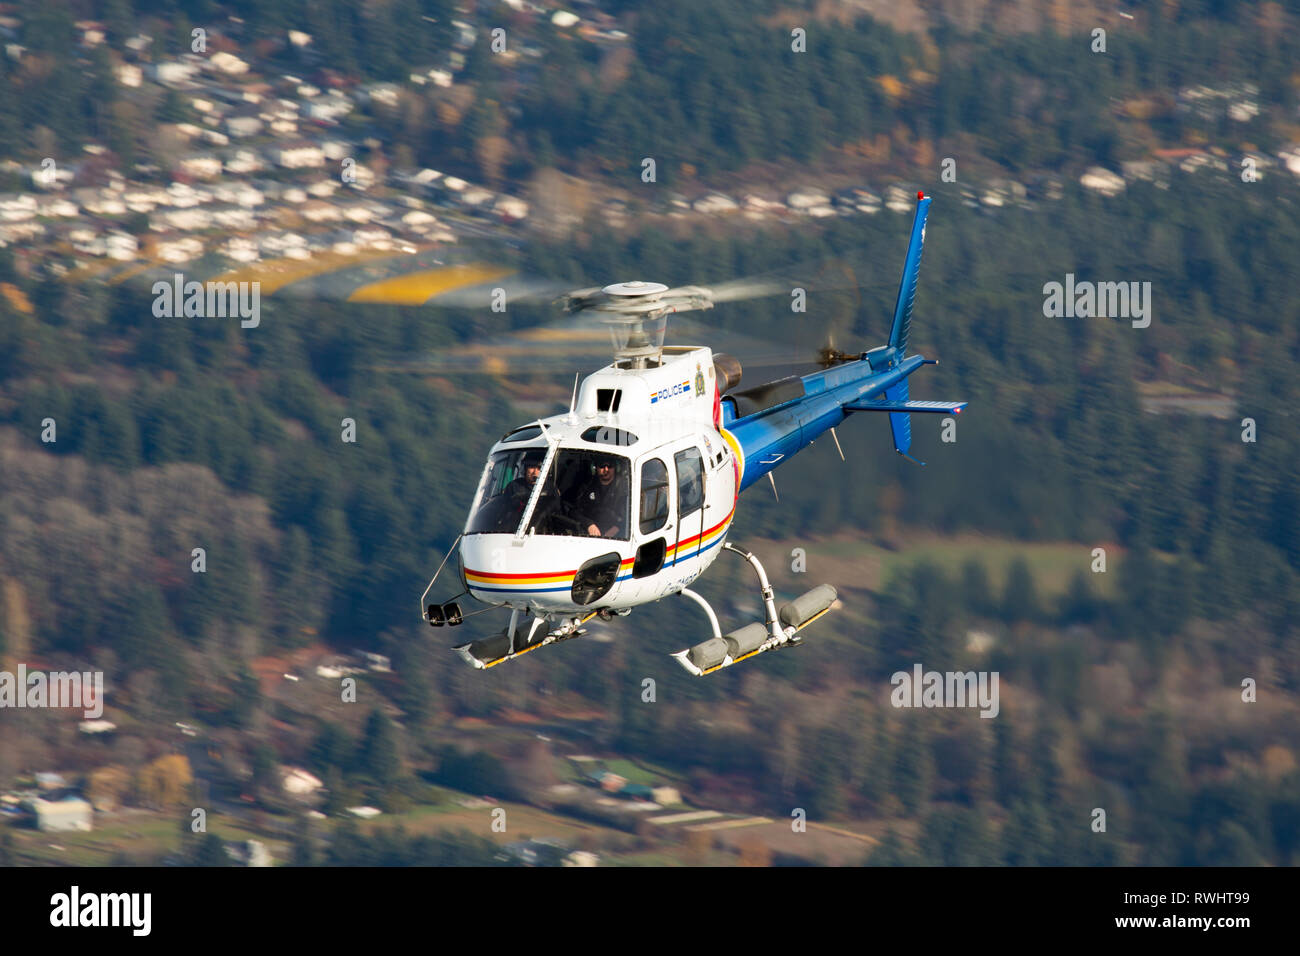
[601,281,669,297]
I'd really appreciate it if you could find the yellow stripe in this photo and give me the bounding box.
[347,263,516,305]
[667,515,733,560]
[465,570,574,584]
[719,427,744,486]
[209,247,406,295]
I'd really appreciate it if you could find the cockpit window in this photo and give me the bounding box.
[502,425,543,443]
[465,448,548,534]
[581,426,638,447]
[465,446,631,540]
[524,450,631,540]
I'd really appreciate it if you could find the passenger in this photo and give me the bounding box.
[577,457,627,538]
[505,457,542,503]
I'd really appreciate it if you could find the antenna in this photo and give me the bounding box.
[567,372,579,419]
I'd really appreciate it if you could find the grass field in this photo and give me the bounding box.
[353,796,628,847]
[7,810,283,866]
[750,532,1123,601]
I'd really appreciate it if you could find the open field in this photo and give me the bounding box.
[748,532,1123,601]
[353,797,630,847]
[5,810,284,866]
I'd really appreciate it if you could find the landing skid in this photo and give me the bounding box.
[670,543,838,676]
[452,610,601,669]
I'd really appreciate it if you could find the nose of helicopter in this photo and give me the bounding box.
[459,534,631,611]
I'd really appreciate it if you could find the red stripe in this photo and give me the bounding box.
[467,556,636,581]
[467,508,734,583]
[672,507,735,552]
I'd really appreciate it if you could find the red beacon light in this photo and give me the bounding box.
[917,190,925,200]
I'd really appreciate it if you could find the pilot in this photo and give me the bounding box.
[578,457,626,538]
[505,456,542,504]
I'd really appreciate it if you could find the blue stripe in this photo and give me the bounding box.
[469,532,729,594]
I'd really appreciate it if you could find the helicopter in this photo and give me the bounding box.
[420,191,969,675]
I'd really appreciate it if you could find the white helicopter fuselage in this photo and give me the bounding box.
[457,345,740,616]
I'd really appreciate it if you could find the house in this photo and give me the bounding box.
[1120,160,1170,184]
[0,195,37,222]
[352,225,392,250]
[224,839,272,867]
[176,153,223,180]
[786,188,829,210]
[884,185,914,213]
[502,837,567,866]
[1079,166,1125,196]
[306,178,339,198]
[155,236,205,262]
[37,196,79,218]
[835,187,881,214]
[117,63,143,88]
[104,232,138,261]
[742,194,784,216]
[150,60,196,87]
[303,94,353,122]
[209,52,249,75]
[461,186,495,208]
[225,115,263,138]
[1278,146,1300,178]
[319,139,353,162]
[224,149,262,175]
[220,236,259,262]
[280,767,323,795]
[152,207,213,231]
[30,796,93,833]
[270,142,326,169]
[651,786,681,806]
[494,196,529,222]
[76,22,106,48]
[354,651,392,672]
[79,719,118,734]
[208,205,257,230]
[299,200,340,223]
[400,209,437,229]
[693,193,738,214]
[361,83,401,108]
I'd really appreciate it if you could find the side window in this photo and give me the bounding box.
[674,447,704,518]
[639,458,670,534]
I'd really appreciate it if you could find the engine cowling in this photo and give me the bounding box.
[713,353,742,393]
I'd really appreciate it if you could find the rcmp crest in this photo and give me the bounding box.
[694,362,706,397]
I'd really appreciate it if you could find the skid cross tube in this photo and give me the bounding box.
[723,542,785,642]
[678,587,723,640]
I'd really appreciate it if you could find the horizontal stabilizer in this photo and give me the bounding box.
[844,400,967,414]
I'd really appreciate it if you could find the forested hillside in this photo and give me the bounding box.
[0,0,1296,865]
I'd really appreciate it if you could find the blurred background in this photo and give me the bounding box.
[0,0,1297,867]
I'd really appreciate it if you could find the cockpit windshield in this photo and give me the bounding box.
[465,447,547,535]
[466,446,631,540]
